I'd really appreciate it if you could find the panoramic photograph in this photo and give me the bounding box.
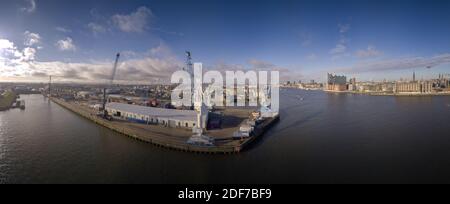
[1,0,450,191]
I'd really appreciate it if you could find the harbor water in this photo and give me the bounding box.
[1,90,450,183]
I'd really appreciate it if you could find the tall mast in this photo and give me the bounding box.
[48,75,52,97]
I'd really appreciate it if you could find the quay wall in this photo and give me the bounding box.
[50,97,278,154]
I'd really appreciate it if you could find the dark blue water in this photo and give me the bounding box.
[1,90,450,183]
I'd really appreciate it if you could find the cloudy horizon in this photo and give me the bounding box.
[1,0,450,84]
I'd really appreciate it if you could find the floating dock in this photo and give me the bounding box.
[50,97,279,154]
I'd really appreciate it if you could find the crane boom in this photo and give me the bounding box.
[110,53,120,85]
[102,52,120,119]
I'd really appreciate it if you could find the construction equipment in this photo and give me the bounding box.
[102,53,120,119]
[46,75,62,97]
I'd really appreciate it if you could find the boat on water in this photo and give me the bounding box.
[20,100,25,109]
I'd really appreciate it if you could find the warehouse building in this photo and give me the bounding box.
[394,81,433,93]
[105,102,207,129]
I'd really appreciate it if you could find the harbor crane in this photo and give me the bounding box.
[102,53,120,119]
[46,75,63,97]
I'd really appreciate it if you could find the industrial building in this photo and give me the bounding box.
[105,102,208,129]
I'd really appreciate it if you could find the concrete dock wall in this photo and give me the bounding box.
[51,97,279,154]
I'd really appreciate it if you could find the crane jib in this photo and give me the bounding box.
[102,53,121,119]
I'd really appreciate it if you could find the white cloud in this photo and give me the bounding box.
[88,22,106,35]
[2,36,303,84]
[0,39,15,50]
[149,42,172,57]
[56,27,72,33]
[24,31,41,46]
[330,24,351,59]
[112,6,152,33]
[21,0,36,13]
[207,59,302,83]
[248,59,276,69]
[1,39,38,77]
[56,37,76,51]
[120,50,139,58]
[0,39,26,60]
[121,42,173,59]
[330,44,346,55]
[247,60,303,82]
[19,55,183,83]
[355,46,382,58]
[336,53,450,74]
[1,38,184,83]
[22,47,36,61]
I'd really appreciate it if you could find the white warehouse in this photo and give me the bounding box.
[105,102,207,129]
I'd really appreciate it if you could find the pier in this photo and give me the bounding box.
[50,97,279,154]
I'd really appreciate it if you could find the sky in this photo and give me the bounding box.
[1,0,450,84]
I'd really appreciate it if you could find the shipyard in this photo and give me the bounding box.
[34,52,280,154]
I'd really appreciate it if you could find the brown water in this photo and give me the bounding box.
[1,90,450,183]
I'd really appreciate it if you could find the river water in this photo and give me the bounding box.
[1,89,450,183]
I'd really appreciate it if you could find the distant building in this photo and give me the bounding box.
[348,77,357,91]
[76,91,94,99]
[381,83,395,92]
[326,73,347,91]
[298,82,323,90]
[394,81,433,93]
[438,74,450,88]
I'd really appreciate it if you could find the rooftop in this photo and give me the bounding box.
[106,102,197,121]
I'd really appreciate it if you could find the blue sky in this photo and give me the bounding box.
[1,0,450,83]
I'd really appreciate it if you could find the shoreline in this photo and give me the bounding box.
[283,87,450,96]
[50,96,279,154]
[325,90,450,96]
[0,91,17,111]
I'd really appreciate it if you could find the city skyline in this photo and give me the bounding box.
[1,0,450,84]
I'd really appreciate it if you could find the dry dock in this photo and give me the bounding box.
[50,97,279,154]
